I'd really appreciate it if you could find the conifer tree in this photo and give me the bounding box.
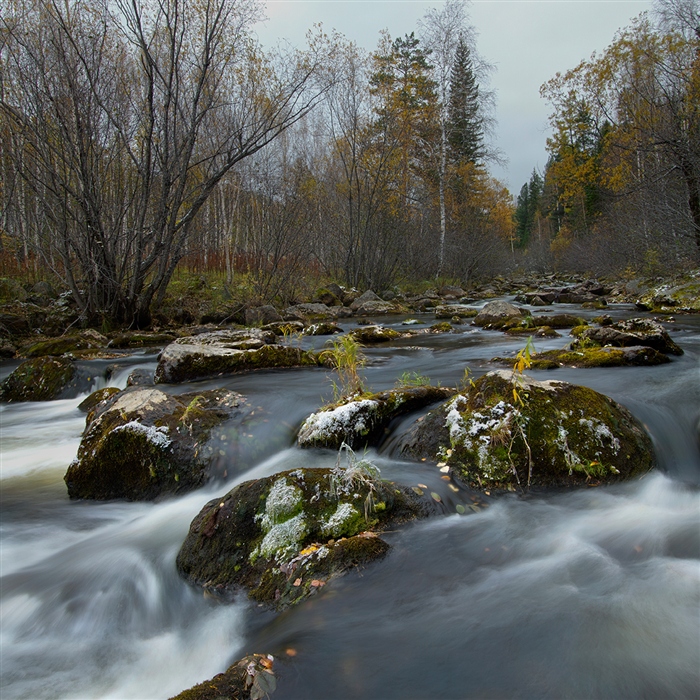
[447,36,484,165]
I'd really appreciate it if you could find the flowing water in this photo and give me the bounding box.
[1,304,699,699]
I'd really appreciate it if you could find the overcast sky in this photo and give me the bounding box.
[256,0,652,196]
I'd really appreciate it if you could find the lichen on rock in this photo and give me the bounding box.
[401,370,655,491]
[176,458,435,609]
[64,386,247,500]
[0,356,77,402]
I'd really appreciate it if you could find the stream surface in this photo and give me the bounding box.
[1,302,699,699]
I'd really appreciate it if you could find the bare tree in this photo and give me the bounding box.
[0,0,328,326]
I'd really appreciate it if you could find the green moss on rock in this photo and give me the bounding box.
[1,357,76,402]
[349,325,401,343]
[402,370,655,491]
[65,387,245,500]
[78,387,121,413]
[176,463,432,609]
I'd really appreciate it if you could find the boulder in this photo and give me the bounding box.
[401,370,655,491]
[494,346,671,369]
[107,332,176,349]
[65,386,245,500]
[127,368,154,386]
[303,322,343,336]
[473,301,527,329]
[439,285,465,298]
[353,300,402,316]
[170,654,277,700]
[245,305,283,326]
[0,357,77,402]
[283,303,337,321]
[21,331,108,358]
[636,278,700,313]
[260,320,305,336]
[349,325,401,344]
[580,318,683,355]
[349,290,381,311]
[176,460,434,609]
[77,387,121,413]
[154,329,321,383]
[298,385,456,450]
[434,304,478,319]
[313,288,341,306]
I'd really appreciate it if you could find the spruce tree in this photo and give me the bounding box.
[447,36,483,164]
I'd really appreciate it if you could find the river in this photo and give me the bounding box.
[1,302,699,699]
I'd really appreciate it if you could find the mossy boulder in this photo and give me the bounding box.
[0,357,77,402]
[107,332,176,349]
[434,304,478,319]
[283,303,337,321]
[176,463,433,609]
[155,329,321,383]
[636,276,700,313]
[493,346,670,369]
[21,330,108,358]
[579,317,683,355]
[473,301,527,329]
[349,325,401,344]
[298,385,456,450]
[77,386,121,413]
[170,653,277,700]
[64,387,246,500]
[401,370,655,491]
[303,322,343,336]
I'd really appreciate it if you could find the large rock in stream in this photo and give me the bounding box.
[65,386,247,500]
[0,356,83,402]
[176,461,435,610]
[401,370,655,491]
[578,317,683,355]
[297,385,457,450]
[155,329,322,383]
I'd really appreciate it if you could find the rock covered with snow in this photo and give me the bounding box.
[297,385,457,450]
[64,386,246,500]
[400,370,655,491]
[176,459,435,610]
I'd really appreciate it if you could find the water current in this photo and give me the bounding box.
[1,301,699,699]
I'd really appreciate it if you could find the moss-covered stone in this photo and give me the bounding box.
[349,325,401,344]
[77,387,121,413]
[636,275,700,313]
[0,357,76,402]
[429,321,454,333]
[434,305,478,319]
[170,654,277,700]
[493,346,671,369]
[107,332,176,349]
[298,385,456,450]
[65,387,246,500]
[155,332,322,384]
[579,317,683,355]
[473,301,527,329]
[176,463,433,609]
[401,370,655,491]
[303,322,343,336]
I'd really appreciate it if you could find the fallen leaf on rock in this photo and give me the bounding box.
[411,486,424,495]
[285,648,297,657]
[431,492,442,503]
[310,579,325,587]
[439,465,449,473]
[293,578,302,587]
[418,483,428,489]
[448,484,459,492]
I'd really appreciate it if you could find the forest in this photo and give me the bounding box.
[0,0,698,328]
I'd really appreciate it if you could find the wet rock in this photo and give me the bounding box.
[108,332,177,349]
[245,305,283,326]
[439,285,465,298]
[0,356,78,402]
[401,370,655,491]
[78,387,121,413]
[155,332,321,384]
[434,304,478,319]
[170,653,277,700]
[176,460,434,609]
[0,340,16,357]
[298,385,456,450]
[349,290,381,311]
[65,387,245,500]
[429,321,454,333]
[283,303,337,321]
[509,346,672,369]
[473,301,527,329]
[127,368,154,386]
[349,325,401,344]
[353,299,404,316]
[21,330,108,358]
[580,318,683,355]
[303,322,343,336]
